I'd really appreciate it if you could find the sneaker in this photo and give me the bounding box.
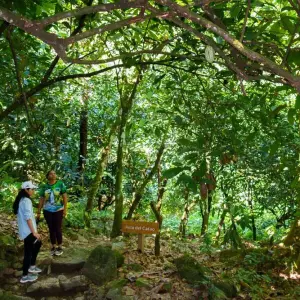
[54,247,63,256]
[20,274,38,283]
[50,247,56,256]
[28,266,42,273]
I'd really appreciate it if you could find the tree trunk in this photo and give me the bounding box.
[111,72,142,238]
[179,188,189,237]
[284,111,300,255]
[84,117,119,227]
[215,208,227,245]
[150,167,167,256]
[247,185,257,241]
[230,214,244,249]
[200,190,212,236]
[78,96,88,174]
[248,198,257,241]
[126,138,166,220]
[179,188,196,238]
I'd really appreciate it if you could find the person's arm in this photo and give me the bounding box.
[62,193,68,217]
[23,198,41,240]
[26,219,41,240]
[37,197,45,220]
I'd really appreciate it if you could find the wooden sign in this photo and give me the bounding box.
[121,220,159,253]
[121,220,159,235]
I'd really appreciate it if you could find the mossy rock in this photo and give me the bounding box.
[106,287,123,300]
[135,278,152,289]
[0,235,16,256]
[125,263,143,272]
[219,248,269,263]
[0,260,8,273]
[219,249,243,262]
[65,230,79,241]
[83,245,117,285]
[213,280,238,298]
[113,250,125,268]
[174,255,207,284]
[106,279,128,290]
[0,291,23,300]
[160,281,172,293]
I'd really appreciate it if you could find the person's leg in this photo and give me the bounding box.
[43,210,57,252]
[54,210,64,255]
[22,233,34,275]
[28,239,42,273]
[30,239,42,266]
[21,234,38,283]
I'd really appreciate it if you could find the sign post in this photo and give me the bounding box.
[121,220,159,252]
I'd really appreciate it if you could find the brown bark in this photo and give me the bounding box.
[200,190,212,236]
[78,94,88,173]
[179,189,196,238]
[155,0,299,87]
[215,208,227,244]
[150,167,167,256]
[111,71,143,238]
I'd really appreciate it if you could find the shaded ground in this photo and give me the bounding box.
[0,212,299,299]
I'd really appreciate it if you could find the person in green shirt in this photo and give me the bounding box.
[37,170,68,256]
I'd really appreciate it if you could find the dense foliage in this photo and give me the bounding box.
[0,0,299,280]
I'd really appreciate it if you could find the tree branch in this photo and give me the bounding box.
[0,20,8,36]
[0,64,122,121]
[282,21,299,69]
[240,0,251,42]
[35,2,145,27]
[60,49,204,65]
[41,0,94,82]
[63,13,156,47]
[147,5,249,80]
[6,28,33,127]
[288,0,300,17]
[155,0,300,91]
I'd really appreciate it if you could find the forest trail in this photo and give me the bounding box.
[0,212,299,299]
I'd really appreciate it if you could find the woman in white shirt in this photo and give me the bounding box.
[13,181,42,283]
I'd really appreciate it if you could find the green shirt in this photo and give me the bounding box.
[39,180,67,212]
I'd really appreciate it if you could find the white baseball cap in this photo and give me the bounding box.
[21,181,38,189]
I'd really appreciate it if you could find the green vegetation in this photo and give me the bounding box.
[0,0,299,298]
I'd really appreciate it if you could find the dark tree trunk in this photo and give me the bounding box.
[150,167,167,256]
[111,72,142,238]
[200,190,212,236]
[84,118,119,227]
[179,188,196,238]
[215,207,227,244]
[247,186,257,241]
[78,101,88,173]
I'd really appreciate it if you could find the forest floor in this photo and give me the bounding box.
[0,212,299,300]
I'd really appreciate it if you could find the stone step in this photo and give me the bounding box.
[26,274,89,297]
[38,247,92,274]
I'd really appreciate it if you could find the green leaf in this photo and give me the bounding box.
[280,16,295,34]
[153,74,166,85]
[177,173,197,192]
[163,166,189,179]
[269,141,279,156]
[295,96,300,110]
[287,108,296,124]
[281,6,294,12]
[177,138,193,146]
[287,49,300,65]
[174,115,183,125]
[230,4,241,18]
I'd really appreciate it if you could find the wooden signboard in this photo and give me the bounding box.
[121,220,159,252]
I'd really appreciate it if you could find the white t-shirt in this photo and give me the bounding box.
[17,197,37,240]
